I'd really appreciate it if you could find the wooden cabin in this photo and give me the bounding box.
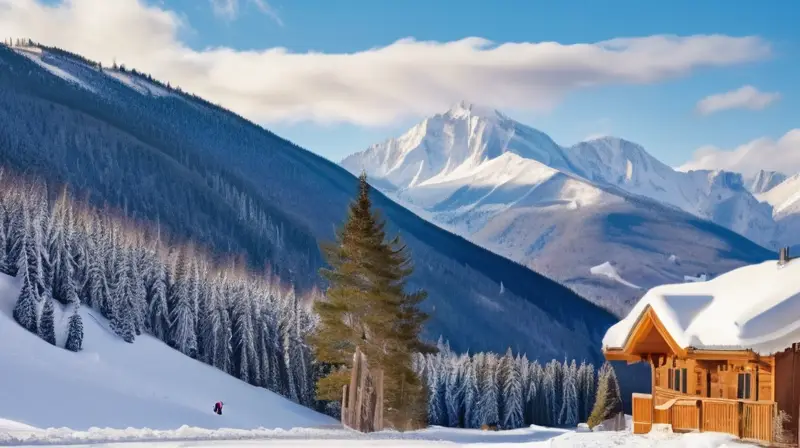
[602,248,800,446]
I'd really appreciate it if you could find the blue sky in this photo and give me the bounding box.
[17,0,800,171]
[157,0,799,167]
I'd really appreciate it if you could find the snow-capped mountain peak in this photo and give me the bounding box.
[443,100,507,121]
[341,102,572,190]
[748,169,788,194]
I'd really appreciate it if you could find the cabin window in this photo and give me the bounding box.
[738,373,752,400]
[668,368,687,393]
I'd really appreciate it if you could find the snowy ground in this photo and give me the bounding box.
[0,273,335,431]
[0,418,759,447]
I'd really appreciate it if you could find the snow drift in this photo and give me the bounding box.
[603,257,800,355]
[0,272,336,431]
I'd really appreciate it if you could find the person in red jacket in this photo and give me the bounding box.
[213,401,223,415]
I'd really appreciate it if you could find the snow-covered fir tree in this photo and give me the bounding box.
[64,306,84,352]
[13,230,39,334]
[559,361,579,426]
[478,353,500,426]
[577,361,596,422]
[445,355,466,428]
[39,296,57,345]
[500,349,523,429]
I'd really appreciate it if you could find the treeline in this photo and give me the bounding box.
[0,170,318,408]
[415,341,620,430]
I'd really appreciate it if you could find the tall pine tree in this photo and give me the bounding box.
[311,173,434,429]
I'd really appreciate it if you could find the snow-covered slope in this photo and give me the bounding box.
[748,169,788,194]
[343,103,774,316]
[604,257,800,355]
[569,138,776,247]
[756,174,800,249]
[0,272,336,431]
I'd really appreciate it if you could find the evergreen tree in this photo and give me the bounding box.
[426,356,445,426]
[231,280,255,384]
[541,361,557,426]
[445,356,465,428]
[587,362,623,428]
[65,306,84,352]
[128,248,147,335]
[39,296,57,345]
[216,292,233,375]
[478,354,500,426]
[148,257,170,341]
[13,235,39,334]
[462,359,480,428]
[111,250,135,343]
[311,173,433,429]
[577,362,596,422]
[559,363,579,426]
[530,361,547,425]
[168,251,197,357]
[500,349,523,429]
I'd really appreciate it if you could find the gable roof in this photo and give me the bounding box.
[603,258,800,356]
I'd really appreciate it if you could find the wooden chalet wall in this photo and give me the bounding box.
[653,357,774,403]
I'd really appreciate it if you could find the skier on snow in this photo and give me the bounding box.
[214,401,223,415]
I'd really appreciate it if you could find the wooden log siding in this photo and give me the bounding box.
[632,393,653,434]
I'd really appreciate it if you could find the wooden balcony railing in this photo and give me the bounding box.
[632,388,775,445]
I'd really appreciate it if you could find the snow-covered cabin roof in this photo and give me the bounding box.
[603,258,800,356]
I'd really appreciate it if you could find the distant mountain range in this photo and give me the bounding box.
[0,43,620,365]
[342,102,777,316]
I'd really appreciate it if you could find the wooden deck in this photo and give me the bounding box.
[632,387,775,445]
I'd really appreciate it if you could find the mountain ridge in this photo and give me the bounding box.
[343,101,776,316]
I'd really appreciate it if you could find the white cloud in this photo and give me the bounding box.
[678,130,800,177]
[0,0,772,126]
[695,85,780,115]
[210,0,282,25]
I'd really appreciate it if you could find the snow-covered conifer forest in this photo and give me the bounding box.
[416,340,613,430]
[0,170,318,409]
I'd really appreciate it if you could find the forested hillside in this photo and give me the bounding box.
[0,171,318,409]
[0,43,621,364]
